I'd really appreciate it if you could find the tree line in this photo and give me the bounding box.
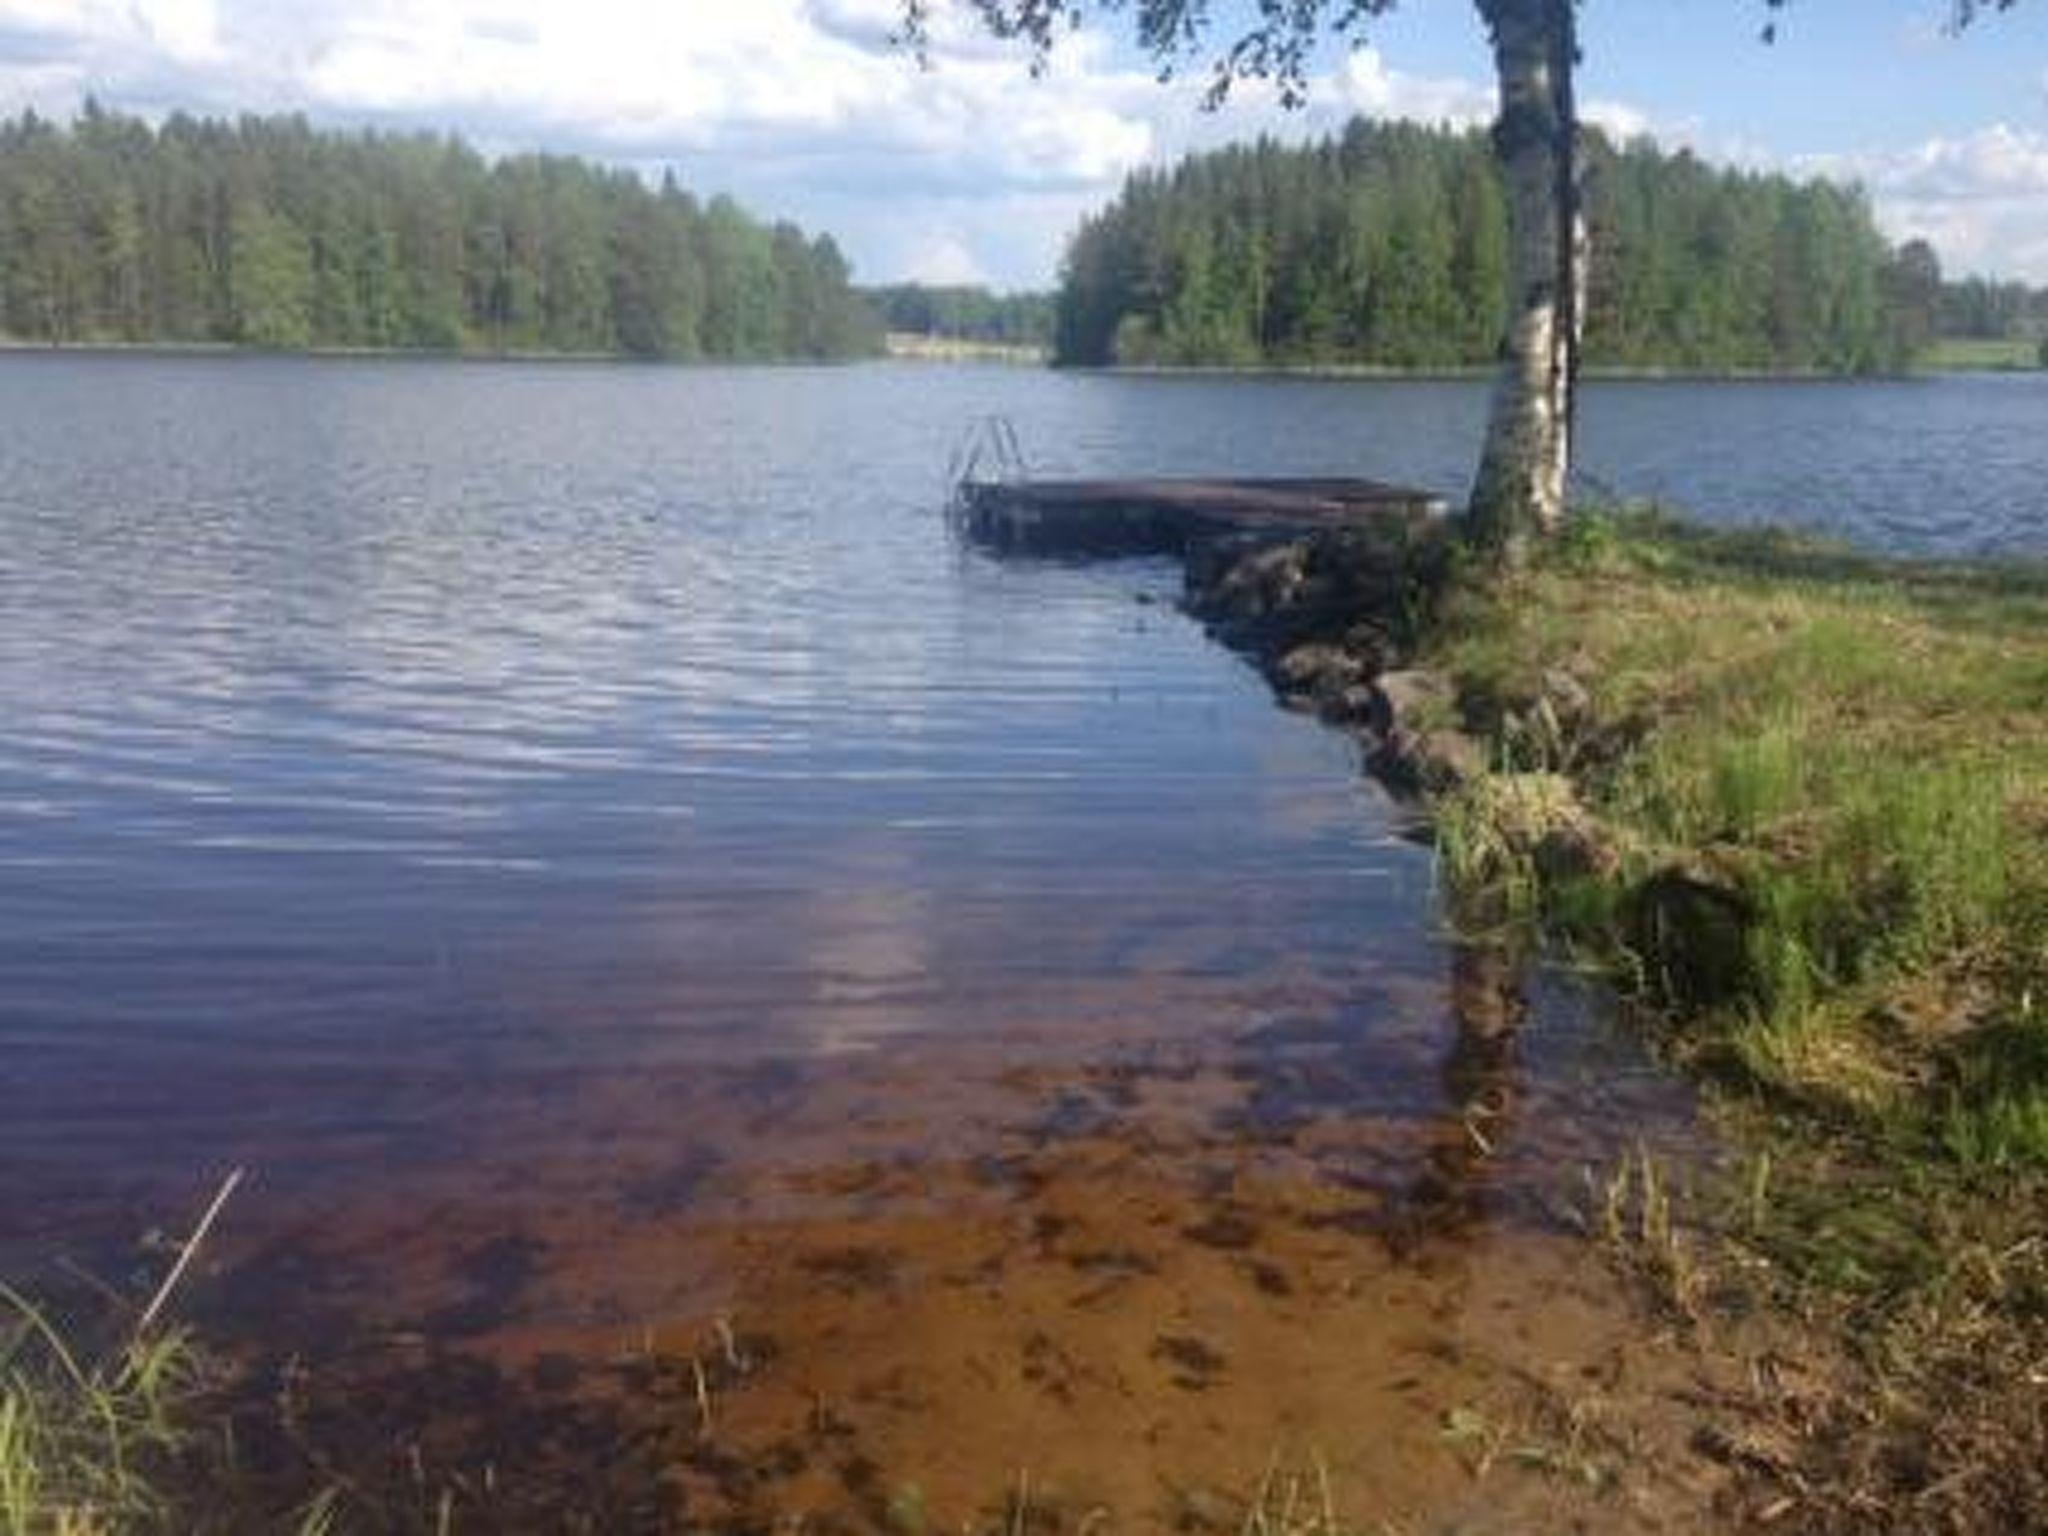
[1940,273,2048,344]
[1056,119,1942,374]
[861,284,1055,348]
[0,105,882,360]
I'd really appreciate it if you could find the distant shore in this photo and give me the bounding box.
[0,334,2037,380]
[1093,357,2043,382]
[882,330,1048,365]
[0,335,883,366]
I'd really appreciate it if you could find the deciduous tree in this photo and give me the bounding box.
[908,0,2021,562]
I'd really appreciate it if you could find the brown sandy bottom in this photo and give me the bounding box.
[168,949,1793,1534]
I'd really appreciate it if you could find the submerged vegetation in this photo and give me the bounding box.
[0,106,881,360]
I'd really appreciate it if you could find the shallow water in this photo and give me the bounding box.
[0,356,2028,1527]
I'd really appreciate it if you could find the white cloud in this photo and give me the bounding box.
[1331,46,1491,126]
[0,0,219,70]
[900,234,988,286]
[133,0,221,63]
[1584,98,1655,143]
[1805,126,2048,282]
[0,0,101,43]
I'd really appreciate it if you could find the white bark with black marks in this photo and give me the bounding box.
[1467,0,1582,563]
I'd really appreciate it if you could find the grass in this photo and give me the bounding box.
[1417,509,2048,1528]
[1568,1133,2048,1529]
[1427,508,2048,1163]
[1237,1456,1343,1536]
[0,1174,280,1536]
[1922,336,2044,372]
[0,1287,198,1536]
[1587,1146,1703,1322]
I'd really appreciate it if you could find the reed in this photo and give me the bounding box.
[0,1171,242,1536]
[0,1285,197,1536]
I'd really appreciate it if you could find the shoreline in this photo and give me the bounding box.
[1081,359,2040,383]
[3,336,2038,381]
[1156,506,2047,1529]
[0,336,887,367]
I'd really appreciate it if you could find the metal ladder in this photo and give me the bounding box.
[944,415,1028,529]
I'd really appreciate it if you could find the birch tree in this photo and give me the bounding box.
[907,0,2020,563]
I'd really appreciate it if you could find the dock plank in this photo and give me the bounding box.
[961,476,1448,556]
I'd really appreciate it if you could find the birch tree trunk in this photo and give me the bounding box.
[1467,0,1582,563]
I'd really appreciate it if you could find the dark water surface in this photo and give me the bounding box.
[3,358,1448,1218]
[2,355,2037,1241]
[0,356,2033,1520]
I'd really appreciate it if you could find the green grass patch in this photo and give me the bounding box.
[0,1287,198,1536]
[1923,336,2044,372]
[1425,508,2048,1162]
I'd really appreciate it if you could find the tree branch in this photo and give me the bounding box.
[1762,0,2017,44]
[899,0,1403,107]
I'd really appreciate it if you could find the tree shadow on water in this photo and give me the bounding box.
[1384,939,1530,1257]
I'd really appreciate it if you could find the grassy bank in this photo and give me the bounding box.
[1412,511,2048,1526]
[881,332,1048,365]
[1923,336,2045,372]
[1424,512,2047,1160]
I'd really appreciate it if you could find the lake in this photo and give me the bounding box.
[0,356,2038,1527]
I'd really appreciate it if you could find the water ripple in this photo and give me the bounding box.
[0,355,2034,1215]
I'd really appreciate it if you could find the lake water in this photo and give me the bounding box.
[0,356,2038,1526]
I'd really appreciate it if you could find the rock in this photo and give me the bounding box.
[1373,724,1485,792]
[1183,515,1450,664]
[1176,517,1471,792]
[1540,666,1592,724]
[1367,669,1453,739]
[1418,729,1487,788]
[1182,531,1262,594]
[1340,620,1395,673]
[1322,683,1380,725]
[1627,859,1756,1007]
[1450,942,1529,1042]
[1185,539,1310,635]
[1533,818,1621,882]
[1229,542,1309,613]
[1273,642,1365,697]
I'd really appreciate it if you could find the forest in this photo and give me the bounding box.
[6,106,2036,374]
[0,106,881,360]
[1056,120,1948,374]
[862,284,1056,349]
[1942,273,2048,342]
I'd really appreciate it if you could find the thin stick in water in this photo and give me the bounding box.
[136,1166,245,1337]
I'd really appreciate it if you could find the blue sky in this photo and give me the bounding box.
[1582,2,2048,150]
[0,0,2043,288]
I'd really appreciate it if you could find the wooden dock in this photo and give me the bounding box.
[959,477,1449,556]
